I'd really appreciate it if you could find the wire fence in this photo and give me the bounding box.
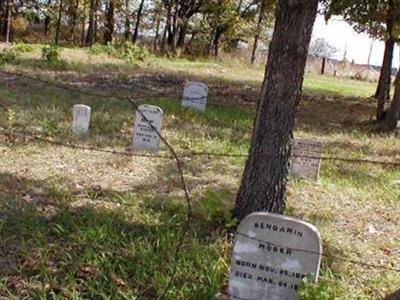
[2,125,400,168]
[1,69,400,298]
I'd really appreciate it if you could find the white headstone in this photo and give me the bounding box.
[290,139,322,180]
[228,212,322,300]
[72,104,91,136]
[131,104,164,152]
[182,81,208,112]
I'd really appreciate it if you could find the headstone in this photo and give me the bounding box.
[72,104,91,136]
[228,212,322,300]
[131,104,164,152]
[290,139,322,180]
[182,81,208,112]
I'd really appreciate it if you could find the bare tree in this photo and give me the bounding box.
[309,38,338,59]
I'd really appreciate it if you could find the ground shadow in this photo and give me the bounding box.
[0,171,228,299]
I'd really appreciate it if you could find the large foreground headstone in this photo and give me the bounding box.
[182,81,208,112]
[131,104,164,151]
[228,212,322,300]
[72,104,91,135]
[290,139,322,180]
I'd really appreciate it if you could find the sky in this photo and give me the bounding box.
[312,14,400,68]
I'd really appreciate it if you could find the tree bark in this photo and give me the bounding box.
[69,0,80,44]
[5,5,10,43]
[176,20,188,49]
[55,0,64,44]
[80,0,86,46]
[124,0,130,41]
[132,0,145,43]
[167,1,178,53]
[376,37,395,120]
[93,0,99,43]
[375,0,395,121]
[0,0,3,37]
[233,0,318,220]
[367,40,373,67]
[321,57,326,75]
[250,2,264,64]
[161,1,172,54]
[153,9,161,50]
[384,68,400,131]
[1,0,9,40]
[213,28,222,57]
[86,0,95,46]
[104,0,115,44]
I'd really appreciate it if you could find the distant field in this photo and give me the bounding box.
[0,46,399,299]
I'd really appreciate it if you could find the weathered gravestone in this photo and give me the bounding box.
[228,212,322,300]
[72,104,91,136]
[290,139,322,181]
[131,104,164,151]
[182,81,208,112]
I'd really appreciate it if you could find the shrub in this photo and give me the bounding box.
[88,42,149,63]
[41,45,61,63]
[88,43,118,57]
[0,48,18,65]
[120,42,149,63]
[13,42,34,53]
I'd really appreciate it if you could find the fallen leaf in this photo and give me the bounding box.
[111,274,126,287]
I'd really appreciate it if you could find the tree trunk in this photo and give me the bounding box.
[153,10,160,51]
[93,0,99,43]
[367,40,374,67]
[167,2,178,53]
[213,28,222,57]
[5,2,10,43]
[321,57,326,74]
[250,3,264,64]
[69,0,80,44]
[44,15,51,36]
[384,69,400,131]
[176,20,188,49]
[161,2,172,54]
[124,0,130,41]
[104,0,115,44]
[375,0,395,120]
[80,0,86,46]
[86,0,95,46]
[0,0,3,37]
[44,0,52,36]
[376,38,395,120]
[55,0,64,44]
[132,0,145,43]
[233,0,318,220]
[1,0,9,40]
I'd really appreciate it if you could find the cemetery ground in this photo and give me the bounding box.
[0,46,399,299]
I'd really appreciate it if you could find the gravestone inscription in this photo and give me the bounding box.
[72,104,91,136]
[290,139,322,180]
[228,212,322,300]
[131,104,164,151]
[182,81,208,112]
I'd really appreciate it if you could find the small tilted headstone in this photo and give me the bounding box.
[228,212,322,300]
[131,104,164,152]
[290,139,322,181]
[72,104,91,136]
[182,81,208,112]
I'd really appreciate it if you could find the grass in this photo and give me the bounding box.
[0,45,399,299]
